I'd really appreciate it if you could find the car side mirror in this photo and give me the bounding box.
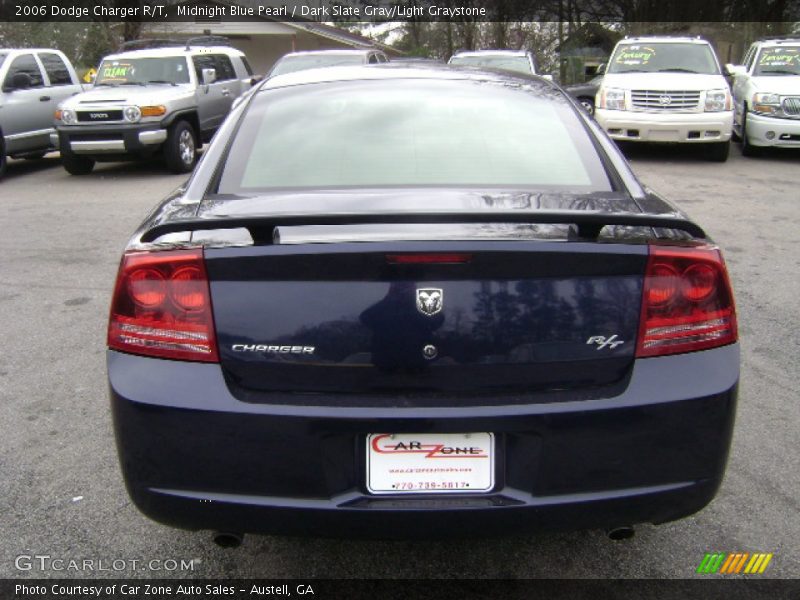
[201,68,217,85]
[596,63,606,76]
[725,64,746,77]
[9,71,33,91]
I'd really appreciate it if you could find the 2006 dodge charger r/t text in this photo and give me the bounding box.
[107,65,739,543]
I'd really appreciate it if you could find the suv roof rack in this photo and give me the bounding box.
[118,39,185,52]
[185,35,232,50]
[116,36,234,53]
[623,35,704,40]
[757,36,800,43]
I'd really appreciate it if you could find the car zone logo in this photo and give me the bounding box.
[370,434,489,459]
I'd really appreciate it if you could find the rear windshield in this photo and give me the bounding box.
[608,43,720,75]
[270,54,365,76]
[449,55,534,75]
[754,46,800,76]
[218,79,612,193]
[95,57,191,85]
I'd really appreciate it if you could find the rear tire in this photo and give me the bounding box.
[62,153,95,175]
[706,141,730,162]
[164,121,198,173]
[741,108,761,157]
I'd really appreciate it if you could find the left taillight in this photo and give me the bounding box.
[636,244,737,358]
[107,249,219,362]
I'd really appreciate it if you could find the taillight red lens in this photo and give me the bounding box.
[128,268,166,308]
[636,245,737,358]
[107,249,218,362]
[682,263,717,302]
[646,263,680,306]
[170,265,206,311]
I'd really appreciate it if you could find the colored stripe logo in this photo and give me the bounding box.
[697,552,773,574]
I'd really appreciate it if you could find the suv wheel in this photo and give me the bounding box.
[165,121,197,173]
[706,140,730,162]
[62,153,95,175]
[741,108,761,157]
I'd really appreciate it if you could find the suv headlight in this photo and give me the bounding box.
[60,108,76,125]
[704,89,731,112]
[123,106,142,123]
[599,87,626,111]
[752,92,781,116]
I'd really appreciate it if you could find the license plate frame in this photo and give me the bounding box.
[366,432,495,495]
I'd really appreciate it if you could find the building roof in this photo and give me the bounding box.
[167,0,401,55]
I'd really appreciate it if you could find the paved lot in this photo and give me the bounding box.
[1,147,798,579]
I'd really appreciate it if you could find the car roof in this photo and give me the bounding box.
[278,49,378,58]
[0,48,65,53]
[619,36,711,44]
[755,38,800,47]
[451,50,529,57]
[102,46,244,60]
[260,63,551,91]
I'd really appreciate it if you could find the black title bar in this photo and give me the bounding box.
[1,0,799,22]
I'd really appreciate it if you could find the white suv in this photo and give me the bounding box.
[728,37,800,156]
[595,36,733,161]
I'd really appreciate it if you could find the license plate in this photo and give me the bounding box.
[366,433,494,494]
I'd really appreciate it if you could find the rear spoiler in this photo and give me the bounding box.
[139,210,706,244]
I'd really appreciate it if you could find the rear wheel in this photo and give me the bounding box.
[164,121,198,173]
[62,152,95,175]
[706,140,730,162]
[741,107,761,157]
[578,97,595,115]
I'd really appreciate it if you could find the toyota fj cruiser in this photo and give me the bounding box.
[54,37,253,174]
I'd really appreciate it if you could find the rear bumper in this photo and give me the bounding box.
[595,109,733,143]
[108,344,739,538]
[746,112,800,147]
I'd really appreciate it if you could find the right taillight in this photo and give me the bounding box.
[107,249,218,362]
[636,244,737,358]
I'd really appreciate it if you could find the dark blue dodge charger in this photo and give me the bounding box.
[107,65,738,545]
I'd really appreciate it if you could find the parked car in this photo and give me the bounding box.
[54,37,253,175]
[268,49,389,77]
[108,64,739,544]
[0,48,82,178]
[595,36,734,161]
[448,49,539,76]
[565,74,603,115]
[727,37,800,156]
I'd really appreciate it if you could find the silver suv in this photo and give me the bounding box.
[0,48,83,178]
[268,49,389,77]
[55,38,254,175]
[448,50,539,76]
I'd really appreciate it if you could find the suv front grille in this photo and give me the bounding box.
[77,110,124,123]
[782,97,800,117]
[631,90,700,111]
